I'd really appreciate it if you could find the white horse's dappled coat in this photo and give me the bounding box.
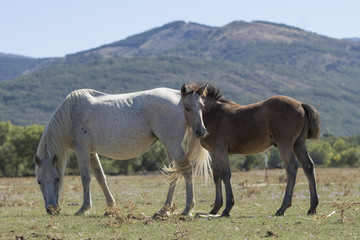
[35,88,210,215]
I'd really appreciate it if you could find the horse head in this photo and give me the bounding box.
[180,83,208,138]
[34,154,61,214]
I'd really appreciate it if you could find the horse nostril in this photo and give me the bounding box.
[196,128,207,138]
[195,130,201,136]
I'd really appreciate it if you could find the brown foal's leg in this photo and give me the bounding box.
[210,156,223,214]
[214,152,234,217]
[294,143,319,215]
[275,146,298,216]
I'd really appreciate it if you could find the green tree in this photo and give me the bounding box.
[106,158,136,175]
[307,140,333,166]
[0,122,10,144]
[1,120,360,176]
[241,154,265,171]
[342,147,360,167]
[322,133,337,145]
[0,142,18,176]
[333,138,348,153]
[21,125,44,175]
[6,126,24,176]
[135,142,167,172]
[0,122,44,176]
[268,148,283,169]
[332,147,360,167]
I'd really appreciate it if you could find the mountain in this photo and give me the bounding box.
[344,37,360,42]
[0,52,58,82]
[0,20,359,136]
[0,53,32,58]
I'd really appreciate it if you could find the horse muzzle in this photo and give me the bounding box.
[46,204,61,215]
[195,127,208,138]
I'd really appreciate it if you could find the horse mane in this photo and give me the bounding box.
[186,82,232,103]
[36,90,89,188]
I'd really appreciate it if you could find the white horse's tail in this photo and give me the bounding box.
[163,126,212,182]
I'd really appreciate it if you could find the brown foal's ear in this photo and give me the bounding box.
[180,84,188,96]
[196,83,208,96]
[34,155,41,166]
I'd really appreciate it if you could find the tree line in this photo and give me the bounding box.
[0,121,359,177]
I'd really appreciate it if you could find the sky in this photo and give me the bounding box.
[1,0,360,58]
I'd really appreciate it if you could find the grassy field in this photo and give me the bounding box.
[0,168,359,239]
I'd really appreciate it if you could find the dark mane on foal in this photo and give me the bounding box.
[187,83,232,103]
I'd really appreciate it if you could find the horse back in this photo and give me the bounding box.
[202,95,307,154]
[65,88,185,158]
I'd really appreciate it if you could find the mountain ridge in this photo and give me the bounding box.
[0,20,359,136]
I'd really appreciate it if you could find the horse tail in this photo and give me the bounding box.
[163,126,212,182]
[302,103,321,140]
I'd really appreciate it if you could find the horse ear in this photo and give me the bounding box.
[180,84,188,97]
[196,83,208,96]
[52,154,58,166]
[34,155,41,166]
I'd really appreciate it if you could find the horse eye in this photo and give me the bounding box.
[185,107,190,111]
[38,180,41,185]
[55,178,60,183]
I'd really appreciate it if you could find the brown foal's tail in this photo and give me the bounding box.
[302,103,321,140]
[162,126,212,182]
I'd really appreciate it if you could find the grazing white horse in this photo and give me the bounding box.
[34,88,210,215]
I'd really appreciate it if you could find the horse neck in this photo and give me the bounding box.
[37,97,72,178]
[203,97,220,112]
[204,96,242,113]
[37,126,69,176]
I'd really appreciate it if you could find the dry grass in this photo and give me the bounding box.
[0,168,359,239]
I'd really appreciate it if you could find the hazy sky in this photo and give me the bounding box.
[1,0,360,58]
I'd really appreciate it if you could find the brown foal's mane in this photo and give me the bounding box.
[186,83,232,104]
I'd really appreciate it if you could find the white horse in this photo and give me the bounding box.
[34,88,211,215]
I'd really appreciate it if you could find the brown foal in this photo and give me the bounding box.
[180,83,321,217]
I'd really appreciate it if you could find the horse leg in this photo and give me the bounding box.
[294,143,319,215]
[74,148,92,215]
[214,152,234,217]
[90,154,115,208]
[182,170,195,215]
[156,151,178,216]
[275,147,298,216]
[210,156,223,215]
[165,144,195,216]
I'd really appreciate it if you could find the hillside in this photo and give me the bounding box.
[0,53,57,81]
[0,20,359,136]
[344,37,360,42]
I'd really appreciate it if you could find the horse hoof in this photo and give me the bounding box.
[75,211,84,216]
[210,207,220,215]
[75,207,89,216]
[307,209,317,215]
[275,210,285,216]
[74,208,86,216]
[210,210,219,215]
[181,210,192,216]
[153,211,170,219]
[152,212,161,219]
[221,212,230,217]
[107,201,116,207]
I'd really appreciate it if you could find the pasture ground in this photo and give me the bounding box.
[0,168,359,239]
